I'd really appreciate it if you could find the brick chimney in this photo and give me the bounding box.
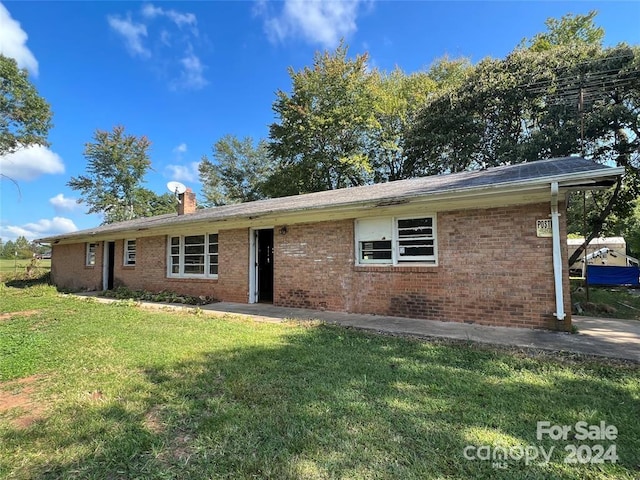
[178,188,197,215]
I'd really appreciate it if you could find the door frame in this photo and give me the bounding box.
[248,227,274,303]
[102,241,115,291]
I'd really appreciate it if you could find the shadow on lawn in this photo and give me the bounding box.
[4,324,639,480]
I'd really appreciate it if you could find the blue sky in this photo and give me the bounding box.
[0,1,639,242]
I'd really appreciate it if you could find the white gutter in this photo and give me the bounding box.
[550,182,565,321]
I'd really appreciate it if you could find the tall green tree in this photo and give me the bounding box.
[68,125,173,224]
[521,10,604,52]
[0,54,52,156]
[1,239,16,259]
[367,69,436,182]
[198,135,273,206]
[405,15,638,266]
[267,42,376,196]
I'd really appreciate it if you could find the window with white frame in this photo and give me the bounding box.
[124,239,136,266]
[168,234,218,278]
[396,217,436,263]
[86,242,97,266]
[355,215,437,265]
[355,218,393,264]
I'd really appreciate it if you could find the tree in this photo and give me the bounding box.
[134,188,177,217]
[267,42,376,196]
[198,135,273,206]
[367,69,436,182]
[1,240,16,259]
[619,201,640,259]
[68,125,173,224]
[0,54,53,156]
[521,11,604,52]
[405,41,639,266]
[14,235,31,258]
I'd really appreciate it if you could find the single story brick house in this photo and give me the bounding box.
[38,157,623,331]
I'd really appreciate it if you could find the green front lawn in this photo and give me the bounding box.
[1,284,638,479]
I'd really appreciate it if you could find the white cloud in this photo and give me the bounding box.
[172,143,187,154]
[165,162,199,183]
[142,3,197,32]
[107,14,150,58]
[261,0,365,48]
[0,2,38,76]
[49,193,81,213]
[108,4,206,90]
[172,49,207,90]
[0,145,64,180]
[1,217,77,242]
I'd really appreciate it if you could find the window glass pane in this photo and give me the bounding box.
[185,235,205,245]
[185,244,204,255]
[184,264,204,274]
[208,243,219,254]
[359,240,392,262]
[209,234,218,243]
[398,218,433,238]
[184,255,204,264]
[171,246,179,255]
[209,264,218,275]
[171,264,180,274]
[171,237,180,246]
[362,250,392,260]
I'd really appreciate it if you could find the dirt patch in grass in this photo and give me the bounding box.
[0,310,42,321]
[0,375,46,428]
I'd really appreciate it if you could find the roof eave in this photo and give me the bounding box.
[39,166,624,244]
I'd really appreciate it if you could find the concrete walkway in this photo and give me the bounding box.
[80,294,640,363]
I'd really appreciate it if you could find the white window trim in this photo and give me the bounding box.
[86,242,97,266]
[354,214,438,267]
[123,239,136,266]
[167,234,219,279]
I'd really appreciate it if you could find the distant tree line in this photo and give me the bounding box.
[0,236,49,259]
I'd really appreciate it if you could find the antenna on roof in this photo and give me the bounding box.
[167,181,187,204]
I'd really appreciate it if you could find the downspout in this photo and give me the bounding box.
[550,182,566,321]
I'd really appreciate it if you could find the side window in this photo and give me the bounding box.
[396,217,436,264]
[124,239,136,266]
[355,216,437,266]
[86,242,97,266]
[355,218,393,264]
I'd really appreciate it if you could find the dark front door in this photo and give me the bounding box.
[107,241,115,290]
[256,229,274,302]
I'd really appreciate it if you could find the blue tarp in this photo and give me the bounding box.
[586,265,640,286]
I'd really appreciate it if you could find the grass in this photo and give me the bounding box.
[0,258,51,280]
[0,284,639,479]
[571,282,640,320]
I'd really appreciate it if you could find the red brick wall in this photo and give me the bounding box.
[274,202,571,331]
[114,230,249,300]
[52,230,250,301]
[51,202,571,330]
[51,242,103,291]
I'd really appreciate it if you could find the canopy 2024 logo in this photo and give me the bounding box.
[463,421,618,469]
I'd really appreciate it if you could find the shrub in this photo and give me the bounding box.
[102,286,217,305]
